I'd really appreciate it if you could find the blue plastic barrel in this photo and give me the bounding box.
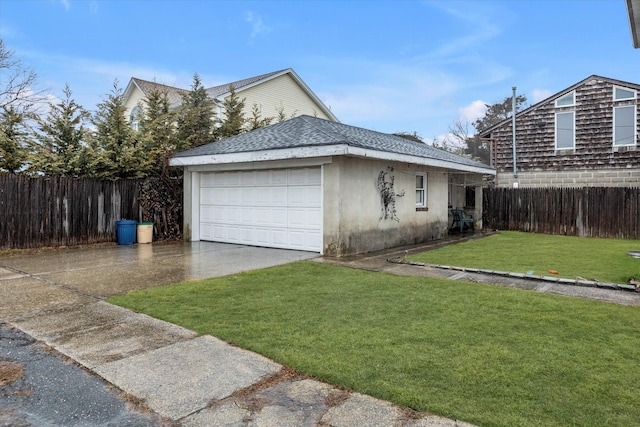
[116,220,137,245]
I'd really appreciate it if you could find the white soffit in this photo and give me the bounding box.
[169,144,496,175]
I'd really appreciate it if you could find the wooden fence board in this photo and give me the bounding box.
[483,187,640,240]
[0,175,181,250]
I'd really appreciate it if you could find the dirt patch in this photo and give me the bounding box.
[0,359,24,387]
[230,366,304,400]
[324,388,351,408]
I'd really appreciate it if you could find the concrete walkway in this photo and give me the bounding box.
[3,236,638,426]
[1,241,474,426]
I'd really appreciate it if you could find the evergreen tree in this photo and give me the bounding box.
[28,84,89,176]
[274,103,298,123]
[90,80,146,179]
[246,102,273,131]
[216,85,246,139]
[138,88,176,176]
[0,106,29,173]
[175,73,214,150]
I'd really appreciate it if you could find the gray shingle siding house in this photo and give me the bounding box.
[171,115,495,256]
[479,75,640,188]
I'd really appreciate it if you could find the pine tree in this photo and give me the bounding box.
[175,73,214,150]
[246,102,274,131]
[90,80,146,179]
[216,84,246,139]
[138,88,176,176]
[28,84,89,176]
[0,106,29,173]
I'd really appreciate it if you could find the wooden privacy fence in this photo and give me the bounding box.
[0,175,183,250]
[483,187,640,239]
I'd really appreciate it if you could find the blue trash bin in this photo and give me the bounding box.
[116,220,137,245]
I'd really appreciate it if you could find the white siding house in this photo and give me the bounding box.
[122,68,337,127]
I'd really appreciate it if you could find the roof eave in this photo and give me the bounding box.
[123,78,143,103]
[169,145,495,175]
[628,0,640,48]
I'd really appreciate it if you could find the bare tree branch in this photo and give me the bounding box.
[0,39,46,115]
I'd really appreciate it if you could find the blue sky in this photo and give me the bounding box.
[1,0,638,142]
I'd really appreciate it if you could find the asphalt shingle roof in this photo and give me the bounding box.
[131,78,187,107]
[173,115,493,171]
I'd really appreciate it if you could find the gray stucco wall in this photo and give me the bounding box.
[322,157,451,257]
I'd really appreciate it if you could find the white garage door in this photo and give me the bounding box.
[199,167,322,252]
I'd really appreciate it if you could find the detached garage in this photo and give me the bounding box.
[170,115,495,257]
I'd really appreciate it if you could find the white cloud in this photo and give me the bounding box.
[245,11,271,39]
[458,100,487,123]
[424,1,504,59]
[531,88,553,103]
[60,0,70,10]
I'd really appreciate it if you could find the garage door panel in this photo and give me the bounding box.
[271,170,287,185]
[288,230,321,251]
[288,168,321,185]
[240,208,255,224]
[289,208,321,228]
[225,172,241,186]
[257,188,287,206]
[200,167,321,252]
[289,187,321,207]
[241,188,256,203]
[240,171,255,185]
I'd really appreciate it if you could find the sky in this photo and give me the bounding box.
[1,0,638,143]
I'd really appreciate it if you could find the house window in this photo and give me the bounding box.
[614,86,636,101]
[614,105,636,146]
[416,173,427,208]
[555,111,575,149]
[555,91,575,107]
[130,106,141,131]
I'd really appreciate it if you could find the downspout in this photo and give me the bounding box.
[512,86,517,178]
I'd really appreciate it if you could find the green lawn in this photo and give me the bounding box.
[109,260,640,427]
[408,231,640,284]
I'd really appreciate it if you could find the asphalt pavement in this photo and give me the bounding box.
[0,323,170,427]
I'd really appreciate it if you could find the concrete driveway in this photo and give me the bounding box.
[0,241,476,426]
[1,241,318,313]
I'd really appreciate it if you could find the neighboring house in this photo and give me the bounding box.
[170,115,495,256]
[122,68,338,130]
[628,0,640,48]
[478,75,640,188]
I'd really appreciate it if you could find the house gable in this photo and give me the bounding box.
[122,68,337,125]
[479,76,640,187]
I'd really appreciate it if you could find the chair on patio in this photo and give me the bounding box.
[450,209,475,233]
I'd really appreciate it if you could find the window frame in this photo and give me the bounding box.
[555,91,575,107]
[555,111,575,150]
[613,86,636,101]
[129,106,141,131]
[613,104,637,147]
[415,172,427,208]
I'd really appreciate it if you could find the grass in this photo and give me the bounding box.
[109,260,640,427]
[408,231,640,284]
